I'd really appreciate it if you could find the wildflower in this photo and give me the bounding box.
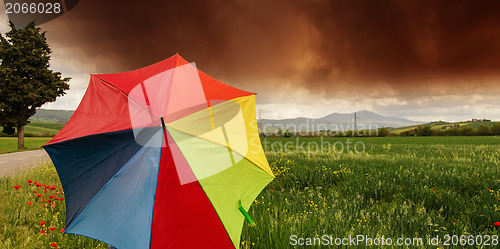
[50,242,57,248]
[33,191,37,193]
[13,185,21,190]
[432,190,435,193]
[27,201,33,206]
[270,189,274,191]
[60,198,65,201]
[495,222,500,226]
[40,230,46,235]
[49,195,54,199]
[28,180,33,184]
[37,194,43,197]
[41,199,46,202]
[60,228,65,233]
[50,185,56,190]
[49,227,56,231]
[40,221,46,226]
[54,197,59,200]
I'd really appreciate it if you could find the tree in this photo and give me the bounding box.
[0,21,70,149]
[377,127,390,137]
[476,124,491,136]
[492,122,500,135]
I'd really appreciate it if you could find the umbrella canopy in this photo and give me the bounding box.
[43,54,274,249]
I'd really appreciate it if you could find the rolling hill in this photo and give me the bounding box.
[260,110,422,132]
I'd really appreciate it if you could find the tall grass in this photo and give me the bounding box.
[241,137,500,248]
[1,137,499,248]
[0,163,107,248]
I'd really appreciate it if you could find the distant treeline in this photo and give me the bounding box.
[263,123,500,137]
[396,123,500,137]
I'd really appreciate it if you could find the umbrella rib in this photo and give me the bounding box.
[166,125,249,165]
[65,130,162,231]
[167,125,275,178]
[96,77,159,122]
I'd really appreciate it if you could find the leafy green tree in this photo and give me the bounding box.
[377,127,390,137]
[491,122,500,135]
[0,21,70,149]
[476,124,491,136]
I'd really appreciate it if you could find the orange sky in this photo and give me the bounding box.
[1,0,499,121]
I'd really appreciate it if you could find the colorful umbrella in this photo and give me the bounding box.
[43,54,274,249]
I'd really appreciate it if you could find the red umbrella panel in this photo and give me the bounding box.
[43,54,274,249]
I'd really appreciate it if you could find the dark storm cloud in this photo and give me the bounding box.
[44,0,500,97]
[294,0,500,95]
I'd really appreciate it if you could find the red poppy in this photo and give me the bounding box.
[50,185,57,190]
[48,199,52,202]
[270,189,274,191]
[432,190,435,193]
[50,242,57,248]
[40,230,45,235]
[40,221,46,226]
[49,195,54,198]
[37,194,43,197]
[54,197,59,200]
[495,222,500,226]
[27,201,33,206]
[41,199,46,202]
[33,191,37,193]
[60,228,65,233]
[59,198,65,201]
[49,227,56,231]
[28,180,33,184]
[13,185,21,190]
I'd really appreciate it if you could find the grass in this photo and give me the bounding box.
[0,137,52,154]
[242,136,500,248]
[0,163,107,248]
[1,136,500,248]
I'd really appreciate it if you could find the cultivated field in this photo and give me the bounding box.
[1,136,499,248]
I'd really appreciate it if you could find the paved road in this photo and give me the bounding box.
[0,149,52,177]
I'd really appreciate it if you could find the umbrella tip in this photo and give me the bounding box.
[160,117,166,130]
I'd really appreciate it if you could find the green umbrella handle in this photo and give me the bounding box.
[239,200,256,227]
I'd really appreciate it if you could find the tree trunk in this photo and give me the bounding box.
[17,125,25,149]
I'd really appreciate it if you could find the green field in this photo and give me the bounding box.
[1,136,500,248]
[1,120,63,137]
[0,137,52,154]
